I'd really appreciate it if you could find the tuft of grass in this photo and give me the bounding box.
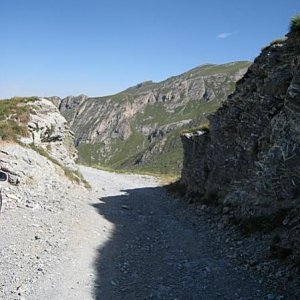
[261,37,287,51]
[0,97,38,141]
[63,167,91,188]
[181,123,210,135]
[28,143,91,188]
[0,97,37,121]
[290,13,300,33]
[0,120,29,141]
[270,37,287,46]
[29,143,59,165]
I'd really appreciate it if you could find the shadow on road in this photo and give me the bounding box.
[91,186,169,300]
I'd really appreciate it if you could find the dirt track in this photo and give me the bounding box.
[0,166,288,299]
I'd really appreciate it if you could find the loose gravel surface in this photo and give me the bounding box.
[0,166,295,299]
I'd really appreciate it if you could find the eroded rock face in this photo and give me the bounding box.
[181,32,300,267]
[20,98,78,171]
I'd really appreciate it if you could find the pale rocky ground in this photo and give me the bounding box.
[0,165,296,300]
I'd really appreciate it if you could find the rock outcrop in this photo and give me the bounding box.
[20,98,78,170]
[181,31,300,268]
[51,62,250,174]
[0,98,82,211]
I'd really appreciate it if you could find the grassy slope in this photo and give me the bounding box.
[77,61,251,176]
[0,97,38,141]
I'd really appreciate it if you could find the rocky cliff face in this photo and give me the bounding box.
[181,31,300,267]
[20,98,78,171]
[53,62,250,174]
[0,98,82,211]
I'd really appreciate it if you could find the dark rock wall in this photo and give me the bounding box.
[181,32,300,264]
[182,32,299,198]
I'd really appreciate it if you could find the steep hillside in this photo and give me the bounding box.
[181,24,300,270]
[53,61,250,175]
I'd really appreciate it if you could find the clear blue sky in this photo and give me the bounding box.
[0,0,299,98]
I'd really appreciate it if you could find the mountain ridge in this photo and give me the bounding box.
[50,60,251,175]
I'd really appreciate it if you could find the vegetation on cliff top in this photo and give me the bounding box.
[290,13,300,33]
[0,97,37,141]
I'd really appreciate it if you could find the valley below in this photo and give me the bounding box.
[52,61,250,176]
[0,166,297,300]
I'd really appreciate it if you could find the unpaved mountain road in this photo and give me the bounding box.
[0,166,291,299]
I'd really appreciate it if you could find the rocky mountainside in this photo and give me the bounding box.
[181,29,300,271]
[52,61,250,175]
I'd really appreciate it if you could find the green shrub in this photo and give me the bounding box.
[290,13,300,33]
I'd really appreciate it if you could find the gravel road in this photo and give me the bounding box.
[0,166,290,299]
